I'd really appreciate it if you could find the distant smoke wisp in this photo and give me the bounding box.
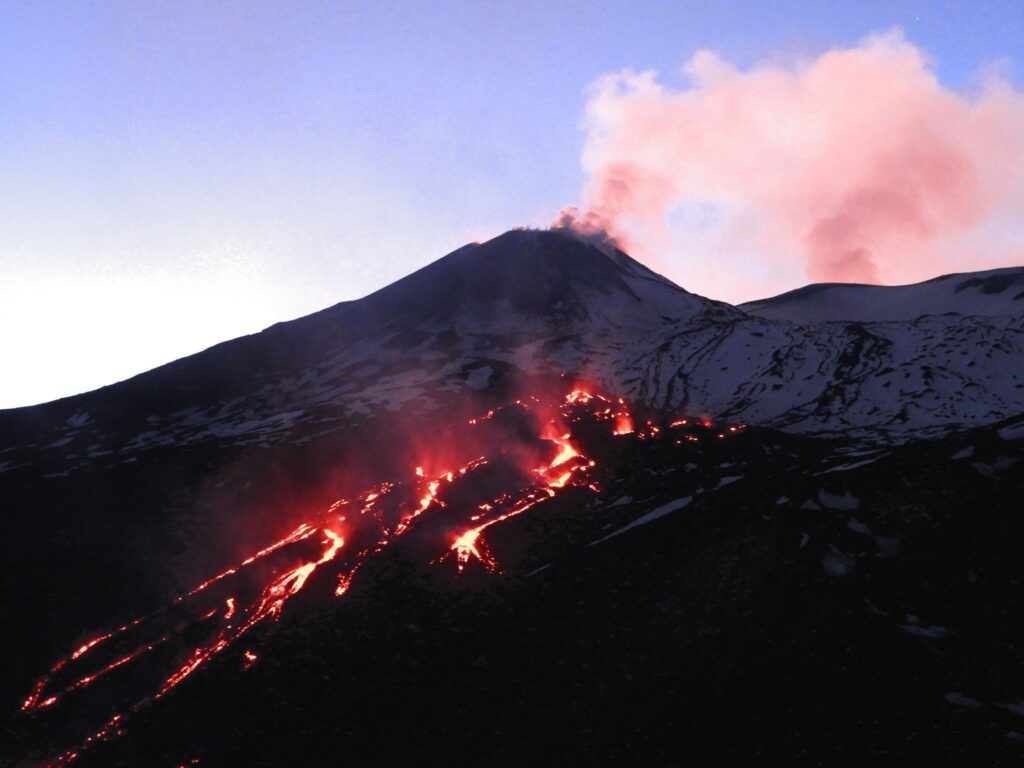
[557,31,1024,293]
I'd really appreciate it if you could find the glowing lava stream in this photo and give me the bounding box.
[155,528,345,698]
[440,395,596,574]
[25,387,709,766]
[22,451,502,765]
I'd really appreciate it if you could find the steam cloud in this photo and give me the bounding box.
[557,31,1024,297]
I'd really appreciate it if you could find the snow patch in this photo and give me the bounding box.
[525,563,552,578]
[588,496,693,545]
[945,692,984,709]
[998,421,1024,441]
[966,460,1015,479]
[846,518,872,536]
[900,624,949,639]
[466,366,493,390]
[66,412,92,428]
[818,490,860,510]
[1002,701,1024,717]
[817,456,882,474]
[865,599,888,616]
[821,548,855,577]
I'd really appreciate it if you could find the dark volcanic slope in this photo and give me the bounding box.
[3,230,1024,766]
[8,406,1024,767]
[0,230,709,442]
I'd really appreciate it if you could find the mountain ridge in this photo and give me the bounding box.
[740,265,1024,322]
[1,230,1022,472]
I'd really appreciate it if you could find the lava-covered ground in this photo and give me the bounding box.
[3,384,1024,766]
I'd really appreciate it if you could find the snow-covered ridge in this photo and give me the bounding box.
[2,231,1023,472]
[740,266,1024,323]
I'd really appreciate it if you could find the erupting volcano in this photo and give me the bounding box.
[3,230,1024,766]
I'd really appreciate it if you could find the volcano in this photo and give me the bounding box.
[2,229,1024,766]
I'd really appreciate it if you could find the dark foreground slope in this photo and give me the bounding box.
[5,403,1024,767]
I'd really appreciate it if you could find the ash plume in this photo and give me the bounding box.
[558,30,1024,298]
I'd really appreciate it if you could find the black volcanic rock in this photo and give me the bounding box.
[349,228,706,324]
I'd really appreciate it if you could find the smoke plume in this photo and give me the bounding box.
[557,31,1024,299]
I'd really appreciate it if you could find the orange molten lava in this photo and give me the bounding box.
[613,413,634,435]
[23,383,750,765]
[439,390,599,574]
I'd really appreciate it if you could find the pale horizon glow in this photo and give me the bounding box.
[2,2,1022,408]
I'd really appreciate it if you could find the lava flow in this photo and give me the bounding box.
[439,417,590,573]
[21,384,742,766]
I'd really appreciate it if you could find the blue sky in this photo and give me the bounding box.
[2,1,1021,407]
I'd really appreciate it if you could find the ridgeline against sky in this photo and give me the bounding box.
[2,2,1022,407]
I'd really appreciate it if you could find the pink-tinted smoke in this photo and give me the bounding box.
[556,31,1024,298]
